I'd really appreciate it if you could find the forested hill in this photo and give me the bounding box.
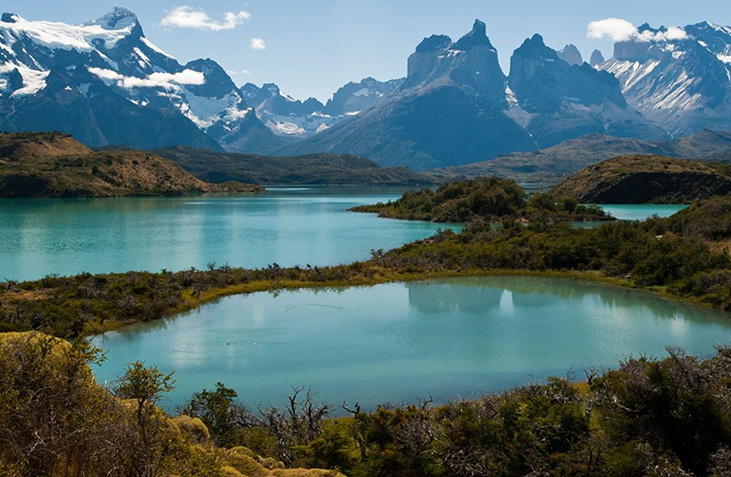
[350,177,610,222]
[154,146,436,185]
[154,146,438,186]
[0,132,262,198]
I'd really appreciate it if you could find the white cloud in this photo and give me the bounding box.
[641,26,688,42]
[88,67,124,81]
[587,18,688,43]
[88,67,205,90]
[587,18,638,42]
[161,6,250,31]
[227,69,251,76]
[250,37,266,50]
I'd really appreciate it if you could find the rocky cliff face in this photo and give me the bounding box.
[278,20,537,170]
[506,34,668,148]
[557,44,583,65]
[403,20,508,105]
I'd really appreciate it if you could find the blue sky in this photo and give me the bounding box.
[4,1,731,101]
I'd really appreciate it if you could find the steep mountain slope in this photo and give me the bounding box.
[0,132,262,197]
[599,21,731,136]
[279,20,537,170]
[506,34,668,148]
[241,77,403,139]
[0,8,284,152]
[550,155,731,203]
[154,146,436,185]
[322,77,404,116]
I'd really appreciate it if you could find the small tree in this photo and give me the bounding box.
[114,362,176,476]
[179,382,254,446]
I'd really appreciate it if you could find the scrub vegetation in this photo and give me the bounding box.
[3,332,731,476]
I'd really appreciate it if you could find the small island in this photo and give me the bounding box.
[350,176,611,223]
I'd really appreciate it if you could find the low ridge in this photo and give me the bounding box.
[0,132,262,197]
[550,155,731,204]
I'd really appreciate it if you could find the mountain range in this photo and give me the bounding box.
[282,21,669,169]
[2,10,731,172]
[599,22,731,136]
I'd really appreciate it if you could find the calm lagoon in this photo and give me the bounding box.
[91,276,731,410]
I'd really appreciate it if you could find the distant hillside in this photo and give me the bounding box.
[0,131,94,158]
[154,146,437,186]
[433,130,731,183]
[0,132,262,198]
[550,155,731,204]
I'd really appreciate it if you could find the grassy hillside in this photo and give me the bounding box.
[550,155,731,204]
[154,146,438,186]
[0,132,263,197]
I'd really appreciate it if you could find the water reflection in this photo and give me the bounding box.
[91,277,731,409]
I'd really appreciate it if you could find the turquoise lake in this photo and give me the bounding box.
[90,276,731,410]
[0,186,457,282]
[0,188,709,409]
[0,186,684,282]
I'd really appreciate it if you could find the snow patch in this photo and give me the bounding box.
[0,14,134,53]
[181,89,243,128]
[133,46,150,65]
[223,107,250,122]
[5,64,49,96]
[267,120,305,135]
[141,37,174,59]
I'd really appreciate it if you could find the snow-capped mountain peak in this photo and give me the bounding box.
[0,9,286,152]
[90,6,139,31]
[0,12,136,54]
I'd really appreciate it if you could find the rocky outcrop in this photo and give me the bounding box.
[557,44,583,65]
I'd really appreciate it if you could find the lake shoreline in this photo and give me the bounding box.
[82,266,724,338]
